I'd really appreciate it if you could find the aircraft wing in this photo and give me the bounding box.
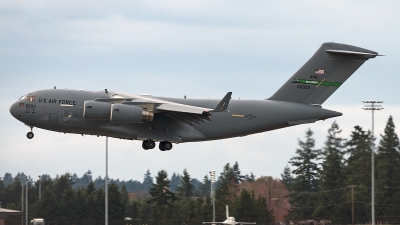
[94,92,231,125]
[94,95,214,125]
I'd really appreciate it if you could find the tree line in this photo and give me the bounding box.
[0,162,277,225]
[282,116,400,223]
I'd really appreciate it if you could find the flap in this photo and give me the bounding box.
[157,103,212,115]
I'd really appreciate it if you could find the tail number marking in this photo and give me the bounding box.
[297,85,310,89]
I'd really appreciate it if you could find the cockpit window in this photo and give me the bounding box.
[20,96,35,102]
[26,96,35,102]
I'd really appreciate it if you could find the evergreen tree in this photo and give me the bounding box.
[120,182,130,216]
[314,122,346,221]
[2,175,23,209]
[280,165,293,191]
[288,128,320,220]
[75,188,87,220]
[233,189,256,221]
[108,182,125,220]
[176,169,194,198]
[199,175,211,197]
[3,173,13,187]
[344,126,372,222]
[148,170,176,206]
[233,161,245,183]
[35,186,59,220]
[248,172,256,182]
[215,163,237,221]
[142,169,153,191]
[60,186,77,221]
[0,178,4,205]
[85,181,98,221]
[376,116,400,217]
[169,172,181,192]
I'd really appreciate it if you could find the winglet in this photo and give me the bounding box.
[212,92,232,112]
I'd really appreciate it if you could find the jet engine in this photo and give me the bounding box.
[83,100,111,120]
[110,104,154,123]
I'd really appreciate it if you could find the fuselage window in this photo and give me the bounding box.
[19,103,24,107]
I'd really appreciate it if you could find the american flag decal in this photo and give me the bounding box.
[315,69,325,75]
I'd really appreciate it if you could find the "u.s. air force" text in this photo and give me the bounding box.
[38,98,76,106]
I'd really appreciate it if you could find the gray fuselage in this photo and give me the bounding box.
[9,89,341,143]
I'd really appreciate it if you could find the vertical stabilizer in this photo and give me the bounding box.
[268,42,379,104]
[226,205,229,219]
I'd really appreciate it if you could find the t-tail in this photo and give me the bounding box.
[268,42,379,104]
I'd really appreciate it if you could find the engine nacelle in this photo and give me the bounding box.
[110,104,154,123]
[83,100,111,120]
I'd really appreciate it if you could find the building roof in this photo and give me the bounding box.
[0,208,24,217]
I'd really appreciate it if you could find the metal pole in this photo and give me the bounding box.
[210,170,215,223]
[351,185,355,225]
[105,136,108,225]
[39,175,41,200]
[25,177,28,225]
[21,177,24,225]
[371,107,375,225]
[362,100,383,225]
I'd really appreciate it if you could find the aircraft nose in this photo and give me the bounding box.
[9,101,20,119]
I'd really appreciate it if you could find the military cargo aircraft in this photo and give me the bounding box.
[9,42,379,151]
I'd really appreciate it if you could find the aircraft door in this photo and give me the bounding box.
[49,113,58,126]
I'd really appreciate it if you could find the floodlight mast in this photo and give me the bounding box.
[210,170,216,223]
[105,137,109,225]
[362,100,384,225]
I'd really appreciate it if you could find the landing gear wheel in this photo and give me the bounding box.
[159,142,166,151]
[27,132,34,139]
[142,141,149,150]
[159,141,173,151]
[164,141,173,151]
[142,139,155,150]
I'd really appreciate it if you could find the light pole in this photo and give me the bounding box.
[210,170,216,223]
[20,175,24,225]
[105,136,108,225]
[38,175,41,200]
[25,176,28,225]
[362,100,383,225]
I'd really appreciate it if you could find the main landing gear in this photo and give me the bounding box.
[26,126,34,139]
[159,141,173,151]
[142,139,173,151]
[142,139,156,150]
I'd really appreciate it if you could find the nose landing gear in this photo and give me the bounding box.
[26,126,34,139]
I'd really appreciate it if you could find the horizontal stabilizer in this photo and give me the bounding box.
[325,49,380,56]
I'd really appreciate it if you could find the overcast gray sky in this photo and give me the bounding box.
[1,0,400,183]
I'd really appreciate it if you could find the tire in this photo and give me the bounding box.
[165,142,173,150]
[146,140,156,149]
[159,142,166,151]
[142,141,149,150]
[27,132,34,139]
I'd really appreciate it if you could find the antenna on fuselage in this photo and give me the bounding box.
[105,89,108,93]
